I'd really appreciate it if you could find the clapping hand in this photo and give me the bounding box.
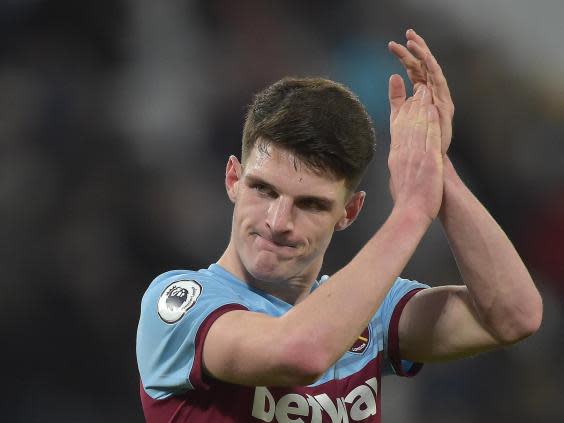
[388,29,454,156]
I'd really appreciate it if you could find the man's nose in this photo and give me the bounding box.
[265,196,294,233]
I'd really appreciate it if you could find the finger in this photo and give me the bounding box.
[425,104,442,153]
[411,87,430,150]
[406,30,453,106]
[420,83,432,106]
[406,39,428,62]
[407,85,425,117]
[403,87,424,149]
[425,53,453,104]
[406,43,432,91]
[406,39,451,107]
[390,96,412,150]
[388,74,406,123]
[406,29,431,54]
[390,90,420,150]
[388,41,424,77]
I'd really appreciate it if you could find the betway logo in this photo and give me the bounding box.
[252,377,378,422]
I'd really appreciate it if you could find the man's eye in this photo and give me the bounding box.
[253,184,275,197]
[299,200,326,211]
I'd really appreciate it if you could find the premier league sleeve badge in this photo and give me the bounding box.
[157,280,203,324]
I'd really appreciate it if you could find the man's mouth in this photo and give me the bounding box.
[253,233,296,250]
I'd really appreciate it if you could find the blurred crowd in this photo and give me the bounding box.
[2,1,562,421]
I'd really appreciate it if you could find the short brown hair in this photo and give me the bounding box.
[242,77,376,191]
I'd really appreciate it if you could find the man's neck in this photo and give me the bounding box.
[217,243,320,305]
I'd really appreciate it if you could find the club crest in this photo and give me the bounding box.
[349,326,371,354]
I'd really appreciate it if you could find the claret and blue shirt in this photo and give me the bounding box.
[136,263,428,422]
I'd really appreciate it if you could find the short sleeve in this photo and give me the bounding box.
[136,271,248,399]
[375,277,429,377]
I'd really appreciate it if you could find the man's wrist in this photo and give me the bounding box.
[389,204,434,236]
[442,154,461,187]
[439,154,466,222]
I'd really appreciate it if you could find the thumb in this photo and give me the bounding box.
[388,74,406,123]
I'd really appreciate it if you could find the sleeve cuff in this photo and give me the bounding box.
[387,288,425,377]
[189,303,248,390]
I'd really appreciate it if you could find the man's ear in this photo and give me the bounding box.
[335,191,366,231]
[225,155,242,203]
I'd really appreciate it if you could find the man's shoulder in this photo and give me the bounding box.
[143,268,220,297]
[140,267,235,314]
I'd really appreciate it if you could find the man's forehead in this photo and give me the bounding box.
[245,144,329,177]
[246,143,298,168]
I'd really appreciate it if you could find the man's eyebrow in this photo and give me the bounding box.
[296,195,335,210]
[245,175,277,191]
[245,174,336,209]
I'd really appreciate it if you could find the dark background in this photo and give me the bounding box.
[2,1,563,421]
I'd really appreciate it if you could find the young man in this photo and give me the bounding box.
[136,30,542,422]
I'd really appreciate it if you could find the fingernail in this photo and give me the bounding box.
[420,86,427,98]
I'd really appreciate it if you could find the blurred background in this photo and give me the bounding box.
[2,0,563,421]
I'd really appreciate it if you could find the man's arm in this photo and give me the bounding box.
[203,87,444,387]
[399,156,543,362]
[389,30,543,362]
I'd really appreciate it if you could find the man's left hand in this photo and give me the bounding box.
[388,29,454,156]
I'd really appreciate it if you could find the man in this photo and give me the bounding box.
[136,30,542,422]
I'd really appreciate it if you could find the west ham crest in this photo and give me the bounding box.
[349,326,371,354]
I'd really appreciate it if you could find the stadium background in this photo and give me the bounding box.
[2,1,563,421]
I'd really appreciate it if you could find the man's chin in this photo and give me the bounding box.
[247,259,291,284]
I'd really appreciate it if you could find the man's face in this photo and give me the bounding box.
[227,144,360,286]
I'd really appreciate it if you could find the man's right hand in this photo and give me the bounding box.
[388,82,444,224]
